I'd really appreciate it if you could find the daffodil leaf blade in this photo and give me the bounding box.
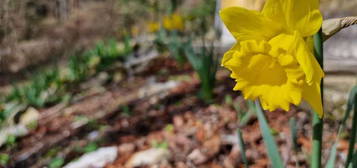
[255,100,284,168]
[325,142,338,168]
[345,86,357,168]
[342,86,357,125]
[237,129,249,168]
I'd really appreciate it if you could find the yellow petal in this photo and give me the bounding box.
[303,82,324,117]
[279,0,322,36]
[220,7,282,41]
[221,0,242,9]
[296,9,322,36]
[269,33,324,84]
[221,0,265,10]
[294,37,324,84]
[221,43,240,66]
[261,0,287,28]
[260,86,290,111]
[285,83,303,105]
[268,33,295,52]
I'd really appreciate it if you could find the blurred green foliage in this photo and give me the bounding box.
[0,37,134,125]
[0,153,10,166]
[166,32,187,65]
[186,0,216,36]
[6,69,64,108]
[75,142,99,154]
[151,140,169,149]
[48,157,64,168]
[5,135,17,148]
[184,42,218,103]
[344,86,357,168]
[121,106,133,117]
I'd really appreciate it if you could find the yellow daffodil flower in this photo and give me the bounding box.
[147,22,160,33]
[220,0,324,116]
[163,13,185,31]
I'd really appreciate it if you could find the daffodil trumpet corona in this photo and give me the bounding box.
[220,0,324,117]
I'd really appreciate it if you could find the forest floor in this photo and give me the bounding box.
[0,55,353,168]
[0,0,356,167]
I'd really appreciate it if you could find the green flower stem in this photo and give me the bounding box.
[312,29,324,168]
[312,113,323,168]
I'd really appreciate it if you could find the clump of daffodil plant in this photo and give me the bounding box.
[184,42,218,103]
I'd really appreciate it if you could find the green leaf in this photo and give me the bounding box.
[151,140,169,149]
[343,86,357,125]
[121,106,133,117]
[224,95,233,106]
[0,153,10,166]
[167,32,186,65]
[289,117,298,152]
[48,157,64,168]
[83,142,98,153]
[345,86,357,168]
[326,142,338,168]
[238,100,256,127]
[237,129,249,168]
[325,87,357,168]
[255,100,284,168]
[352,151,357,168]
[6,135,17,147]
[183,41,200,70]
[184,42,217,103]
